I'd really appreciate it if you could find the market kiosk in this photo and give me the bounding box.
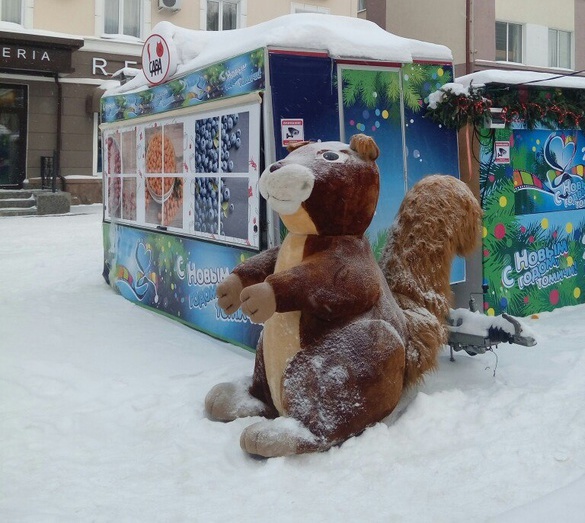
[100,15,463,349]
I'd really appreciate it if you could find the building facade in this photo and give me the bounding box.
[4,0,579,202]
[0,0,357,201]
[369,0,584,78]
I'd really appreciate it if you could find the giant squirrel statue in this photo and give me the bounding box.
[205,134,482,457]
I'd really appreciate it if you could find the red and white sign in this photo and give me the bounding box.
[141,33,176,86]
[281,119,304,147]
[494,141,510,164]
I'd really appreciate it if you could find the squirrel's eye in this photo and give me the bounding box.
[316,150,348,163]
[322,151,340,161]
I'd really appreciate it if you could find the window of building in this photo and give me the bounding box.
[207,0,240,31]
[549,29,572,69]
[104,0,142,38]
[0,0,22,24]
[496,21,523,63]
[358,0,366,12]
[291,3,330,14]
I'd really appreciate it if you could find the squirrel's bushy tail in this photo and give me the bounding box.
[379,175,482,387]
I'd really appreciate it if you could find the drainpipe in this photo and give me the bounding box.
[54,73,65,192]
[465,0,472,74]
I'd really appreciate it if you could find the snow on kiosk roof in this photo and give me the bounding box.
[457,69,585,91]
[108,14,452,95]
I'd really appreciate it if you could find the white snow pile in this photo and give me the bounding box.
[457,69,585,91]
[1,206,585,522]
[109,14,452,95]
[427,69,585,112]
[449,307,537,340]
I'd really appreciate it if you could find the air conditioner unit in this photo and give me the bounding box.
[159,0,182,11]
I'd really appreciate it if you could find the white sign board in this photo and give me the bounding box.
[281,119,304,147]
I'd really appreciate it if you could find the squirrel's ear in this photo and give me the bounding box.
[349,134,379,161]
[286,140,311,153]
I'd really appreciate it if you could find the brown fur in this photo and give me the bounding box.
[380,175,482,385]
[208,136,482,457]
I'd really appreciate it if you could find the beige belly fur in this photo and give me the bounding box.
[263,233,306,415]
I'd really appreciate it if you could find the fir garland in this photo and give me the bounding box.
[425,82,585,131]
[425,83,492,129]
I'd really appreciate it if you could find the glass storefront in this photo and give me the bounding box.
[0,85,27,188]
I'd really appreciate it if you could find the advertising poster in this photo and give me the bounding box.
[144,122,184,228]
[101,49,265,123]
[269,53,340,160]
[339,63,464,282]
[103,222,262,350]
[103,101,261,249]
[401,63,464,283]
[480,127,585,316]
[340,66,405,259]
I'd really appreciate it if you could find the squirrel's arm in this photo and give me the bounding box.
[232,247,280,287]
[266,240,380,321]
[216,247,280,316]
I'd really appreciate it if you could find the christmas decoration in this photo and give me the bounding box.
[425,82,585,131]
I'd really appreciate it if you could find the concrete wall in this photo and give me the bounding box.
[471,0,496,64]
[379,0,580,75]
[28,0,357,37]
[60,83,95,177]
[364,0,385,28]
[576,0,585,70]
[385,0,467,67]
[496,0,574,30]
[33,0,96,35]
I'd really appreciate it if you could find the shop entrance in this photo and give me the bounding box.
[0,85,27,188]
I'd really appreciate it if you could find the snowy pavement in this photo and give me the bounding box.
[1,206,584,522]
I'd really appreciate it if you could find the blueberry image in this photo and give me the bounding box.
[223,187,230,201]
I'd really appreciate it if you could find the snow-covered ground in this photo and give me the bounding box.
[1,206,584,522]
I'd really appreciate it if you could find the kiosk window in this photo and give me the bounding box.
[103,99,261,249]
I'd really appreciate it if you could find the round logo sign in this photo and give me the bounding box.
[142,33,176,86]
